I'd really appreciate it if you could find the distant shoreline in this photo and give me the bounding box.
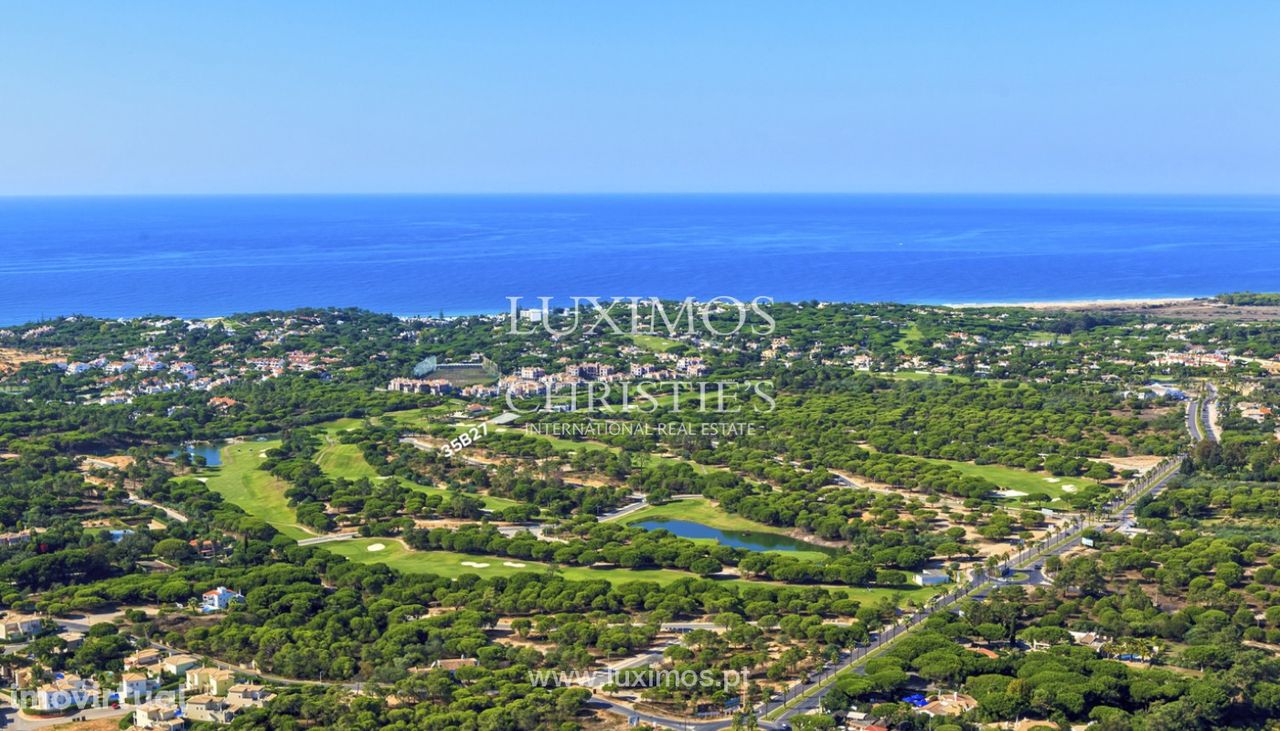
[944,296,1203,310]
[406,296,1214,319]
[0,296,1226,328]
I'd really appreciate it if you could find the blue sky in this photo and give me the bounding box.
[2,2,1277,195]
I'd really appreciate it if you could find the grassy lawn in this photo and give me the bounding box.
[617,497,791,536]
[1026,330,1070,343]
[314,431,523,511]
[193,419,940,606]
[491,424,611,453]
[831,583,943,606]
[408,482,525,511]
[495,425,722,474]
[920,457,1102,502]
[204,432,522,539]
[630,334,682,353]
[382,402,467,431]
[200,441,316,540]
[883,370,971,382]
[315,441,379,481]
[322,539,941,604]
[777,550,831,562]
[323,539,702,585]
[317,417,366,435]
[893,323,925,351]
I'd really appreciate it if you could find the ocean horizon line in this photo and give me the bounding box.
[2,295,1224,329]
[4,191,1280,200]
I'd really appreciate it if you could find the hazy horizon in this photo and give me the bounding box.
[3,1,1277,196]
[5,192,1280,199]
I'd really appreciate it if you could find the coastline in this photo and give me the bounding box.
[944,296,1203,310]
[399,296,1213,320]
[0,296,1223,328]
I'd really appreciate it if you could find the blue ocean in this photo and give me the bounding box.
[2,194,1280,326]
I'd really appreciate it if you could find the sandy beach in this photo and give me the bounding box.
[945,297,1200,310]
[943,297,1280,322]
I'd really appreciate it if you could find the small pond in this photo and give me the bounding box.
[170,442,224,467]
[633,519,839,555]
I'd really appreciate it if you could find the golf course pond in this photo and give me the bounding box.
[633,518,840,555]
[171,441,226,466]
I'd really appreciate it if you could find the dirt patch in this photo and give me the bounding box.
[783,527,845,549]
[0,347,66,375]
[40,717,129,731]
[582,710,634,731]
[412,518,501,530]
[492,634,557,651]
[998,298,1280,322]
[79,454,136,471]
[1091,455,1164,474]
[830,469,971,510]
[564,474,617,488]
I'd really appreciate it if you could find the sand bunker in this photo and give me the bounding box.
[502,561,527,568]
[366,543,386,552]
[994,489,1028,498]
[1043,477,1060,483]
[1061,485,1078,493]
[460,561,491,568]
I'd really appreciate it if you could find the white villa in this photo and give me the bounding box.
[201,586,245,612]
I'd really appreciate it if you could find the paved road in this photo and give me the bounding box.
[297,532,359,546]
[587,454,1185,730]
[596,494,651,522]
[587,698,733,731]
[598,494,701,523]
[1202,383,1220,442]
[1186,385,1218,444]
[126,492,190,524]
[753,454,1187,729]
[1,607,146,729]
[0,698,130,730]
[1187,397,1204,442]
